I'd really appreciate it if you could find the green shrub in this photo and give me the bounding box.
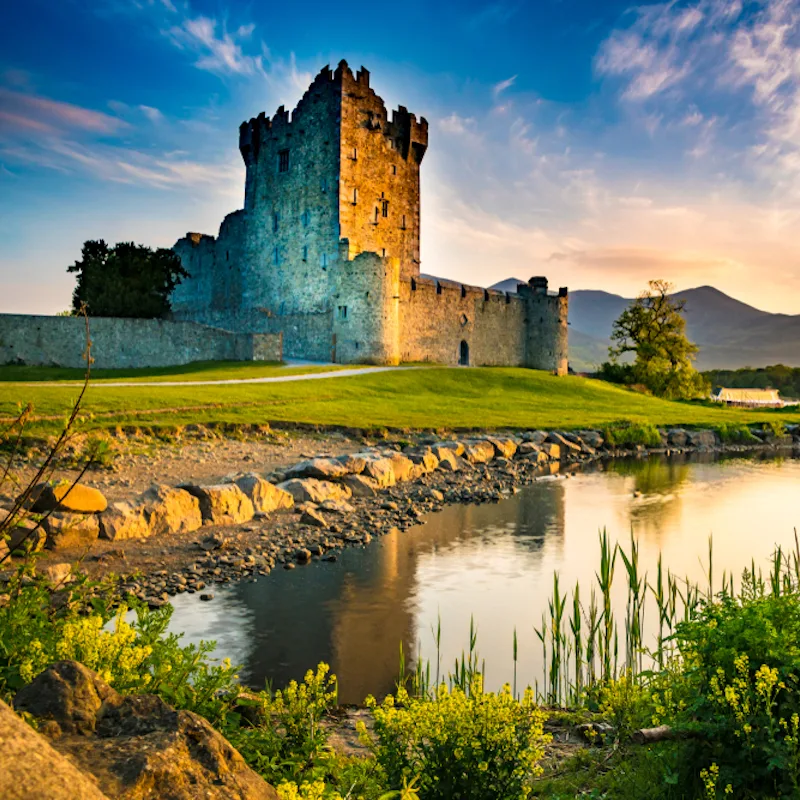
[762,420,787,439]
[601,421,662,448]
[364,681,549,800]
[715,423,759,444]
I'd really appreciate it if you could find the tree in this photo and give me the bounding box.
[601,279,709,399]
[68,240,188,318]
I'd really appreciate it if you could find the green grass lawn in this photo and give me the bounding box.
[0,360,360,384]
[2,366,799,437]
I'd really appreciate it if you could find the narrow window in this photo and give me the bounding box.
[381,248,386,257]
[436,281,442,295]
[272,212,279,232]
[352,187,358,204]
[411,278,417,291]
[226,250,229,261]
[391,164,397,175]
[401,214,406,230]
[278,149,290,173]
[337,305,348,320]
[302,245,308,262]
[484,289,489,301]
[301,210,310,227]
[272,246,280,266]
[351,147,357,160]
[373,207,379,224]
[382,199,389,217]
[320,253,328,268]
[461,285,466,298]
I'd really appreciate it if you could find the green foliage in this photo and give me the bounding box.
[0,569,239,721]
[601,280,709,400]
[715,423,759,444]
[68,239,188,318]
[762,420,786,439]
[601,420,663,448]
[364,681,549,800]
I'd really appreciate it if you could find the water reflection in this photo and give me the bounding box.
[168,453,800,703]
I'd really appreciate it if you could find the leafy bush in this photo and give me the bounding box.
[672,593,800,797]
[715,423,759,444]
[762,420,787,439]
[0,569,239,721]
[364,681,549,800]
[601,421,662,448]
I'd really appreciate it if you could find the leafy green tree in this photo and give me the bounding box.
[601,279,709,399]
[68,240,188,318]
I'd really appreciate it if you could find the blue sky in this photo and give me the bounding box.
[2,0,800,313]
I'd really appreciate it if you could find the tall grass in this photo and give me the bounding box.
[405,529,800,709]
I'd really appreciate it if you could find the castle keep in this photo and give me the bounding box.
[171,61,568,372]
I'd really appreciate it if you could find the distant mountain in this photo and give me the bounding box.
[490,280,800,371]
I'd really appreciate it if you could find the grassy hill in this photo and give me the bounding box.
[1,364,797,437]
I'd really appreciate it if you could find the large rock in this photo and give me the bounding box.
[408,449,440,473]
[343,474,380,497]
[277,478,352,504]
[284,458,350,481]
[181,484,255,525]
[463,440,495,464]
[43,512,100,550]
[434,449,460,472]
[0,509,44,552]
[546,432,582,453]
[578,430,605,449]
[230,474,294,514]
[361,457,397,488]
[99,501,151,541]
[335,453,368,474]
[539,443,561,460]
[485,437,518,459]
[667,429,689,447]
[521,430,548,445]
[27,481,108,514]
[388,453,419,482]
[686,429,717,448]
[0,699,111,800]
[433,441,465,457]
[14,661,277,800]
[138,485,203,536]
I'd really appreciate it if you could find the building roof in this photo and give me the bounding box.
[713,387,780,402]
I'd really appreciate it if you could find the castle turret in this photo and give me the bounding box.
[520,277,569,374]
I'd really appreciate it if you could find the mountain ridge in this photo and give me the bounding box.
[488,280,800,371]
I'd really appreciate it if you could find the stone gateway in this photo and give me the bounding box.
[172,61,568,373]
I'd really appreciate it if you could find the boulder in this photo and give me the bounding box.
[138,485,203,536]
[343,474,380,497]
[667,429,689,447]
[43,512,100,550]
[320,499,355,514]
[0,509,44,552]
[284,458,350,481]
[335,453,368,474]
[181,484,255,525]
[300,508,328,528]
[40,562,73,587]
[540,443,561,460]
[389,453,420,482]
[99,501,151,541]
[433,441,465,457]
[361,458,397,488]
[485,437,518,459]
[463,440,495,464]
[14,661,278,800]
[546,432,582,453]
[230,474,294,514]
[277,478,352,504]
[408,449,440,473]
[435,449,460,472]
[0,699,111,800]
[578,430,605,449]
[521,430,548,445]
[27,481,107,514]
[686,429,717,448]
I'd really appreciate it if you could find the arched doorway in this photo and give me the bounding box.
[459,340,470,366]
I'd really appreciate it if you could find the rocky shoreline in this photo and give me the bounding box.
[3,424,799,605]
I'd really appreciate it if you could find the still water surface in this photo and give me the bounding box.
[168,453,800,703]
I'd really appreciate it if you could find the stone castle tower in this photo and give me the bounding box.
[172,61,568,372]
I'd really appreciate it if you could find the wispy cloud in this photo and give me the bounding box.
[139,104,165,123]
[492,75,517,99]
[0,88,127,135]
[166,15,264,77]
[466,2,518,30]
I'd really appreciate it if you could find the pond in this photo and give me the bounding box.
[167,452,800,704]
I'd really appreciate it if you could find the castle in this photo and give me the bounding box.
[171,61,568,372]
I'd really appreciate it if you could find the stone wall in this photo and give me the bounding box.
[0,315,282,369]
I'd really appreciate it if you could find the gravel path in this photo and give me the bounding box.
[32,365,425,389]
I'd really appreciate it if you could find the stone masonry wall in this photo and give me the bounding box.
[0,315,282,369]
[399,278,527,366]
